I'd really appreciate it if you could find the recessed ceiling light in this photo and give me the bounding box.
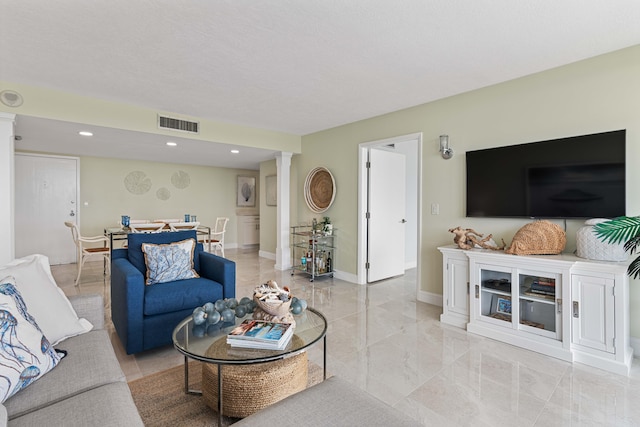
[78,131,93,136]
[166,141,177,147]
[231,149,240,154]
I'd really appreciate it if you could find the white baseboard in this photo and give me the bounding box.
[333,269,358,284]
[418,290,443,307]
[405,260,417,270]
[259,250,276,260]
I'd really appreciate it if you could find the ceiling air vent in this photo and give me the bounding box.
[158,115,199,134]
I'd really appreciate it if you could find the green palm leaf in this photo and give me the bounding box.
[593,216,640,279]
[628,257,640,280]
[593,216,640,245]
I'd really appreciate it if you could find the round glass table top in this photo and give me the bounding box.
[172,308,327,365]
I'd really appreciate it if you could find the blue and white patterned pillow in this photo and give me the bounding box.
[0,277,62,402]
[142,238,199,285]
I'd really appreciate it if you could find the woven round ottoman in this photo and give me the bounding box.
[201,338,308,418]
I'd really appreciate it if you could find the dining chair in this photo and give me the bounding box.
[169,221,200,231]
[200,217,229,257]
[64,221,110,286]
[129,222,166,233]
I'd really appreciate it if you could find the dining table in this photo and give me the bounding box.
[104,223,211,253]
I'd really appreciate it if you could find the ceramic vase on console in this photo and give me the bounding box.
[576,218,627,261]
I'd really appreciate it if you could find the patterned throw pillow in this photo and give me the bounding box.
[0,277,62,402]
[142,238,199,285]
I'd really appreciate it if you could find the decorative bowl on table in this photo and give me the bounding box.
[253,280,291,317]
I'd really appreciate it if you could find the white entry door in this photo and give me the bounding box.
[367,147,406,282]
[15,154,79,265]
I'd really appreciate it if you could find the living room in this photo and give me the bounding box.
[1,2,640,425]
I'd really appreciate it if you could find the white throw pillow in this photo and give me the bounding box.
[0,255,92,345]
[0,277,63,402]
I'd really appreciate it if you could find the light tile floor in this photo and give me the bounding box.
[52,249,640,426]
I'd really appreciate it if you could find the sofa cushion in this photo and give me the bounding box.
[3,330,125,419]
[0,255,92,345]
[0,279,62,402]
[127,230,202,275]
[8,382,143,427]
[142,238,199,285]
[143,277,222,316]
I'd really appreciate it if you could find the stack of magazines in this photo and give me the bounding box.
[227,319,294,350]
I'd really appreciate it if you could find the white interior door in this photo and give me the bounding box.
[15,154,78,265]
[367,147,406,282]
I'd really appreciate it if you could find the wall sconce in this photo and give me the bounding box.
[439,135,453,159]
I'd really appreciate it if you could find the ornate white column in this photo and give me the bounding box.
[274,152,292,270]
[0,113,16,264]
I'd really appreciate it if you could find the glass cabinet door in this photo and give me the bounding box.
[477,265,512,326]
[518,271,560,340]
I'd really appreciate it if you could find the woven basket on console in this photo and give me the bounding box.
[505,220,566,255]
[201,336,307,418]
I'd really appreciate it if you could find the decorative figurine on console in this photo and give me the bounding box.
[448,226,505,250]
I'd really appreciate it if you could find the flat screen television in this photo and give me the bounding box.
[466,130,626,219]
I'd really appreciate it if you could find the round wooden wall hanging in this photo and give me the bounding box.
[304,167,336,213]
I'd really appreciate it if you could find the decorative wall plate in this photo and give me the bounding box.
[304,167,336,213]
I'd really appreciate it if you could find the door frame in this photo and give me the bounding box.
[357,133,423,288]
[14,152,81,264]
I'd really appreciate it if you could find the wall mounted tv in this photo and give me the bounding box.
[466,130,626,219]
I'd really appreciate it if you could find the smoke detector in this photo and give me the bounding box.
[0,90,24,107]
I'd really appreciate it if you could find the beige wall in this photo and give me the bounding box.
[300,45,640,336]
[78,156,258,246]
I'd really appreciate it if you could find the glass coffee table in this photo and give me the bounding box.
[172,308,327,426]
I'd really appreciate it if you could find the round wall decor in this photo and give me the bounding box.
[304,167,336,213]
[171,170,191,189]
[0,90,23,107]
[124,171,152,195]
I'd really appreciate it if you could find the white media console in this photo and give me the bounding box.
[438,245,633,375]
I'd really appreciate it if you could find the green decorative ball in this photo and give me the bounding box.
[226,298,239,309]
[214,299,226,312]
[221,308,235,323]
[291,301,303,315]
[207,310,221,325]
[239,297,252,306]
[203,302,215,315]
[235,305,247,318]
[193,307,207,325]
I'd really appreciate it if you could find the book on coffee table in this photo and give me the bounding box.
[227,319,294,350]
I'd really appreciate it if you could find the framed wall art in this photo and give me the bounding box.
[265,175,277,206]
[237,176,256,207]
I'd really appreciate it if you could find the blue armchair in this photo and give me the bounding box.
[111,230,235,354]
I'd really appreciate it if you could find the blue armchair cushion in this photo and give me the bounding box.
[141,238,199,285]
[143,277,223,316]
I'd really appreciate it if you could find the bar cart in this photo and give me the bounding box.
[290,225,335,282]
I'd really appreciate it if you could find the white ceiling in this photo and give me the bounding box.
[3,1,640,168]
